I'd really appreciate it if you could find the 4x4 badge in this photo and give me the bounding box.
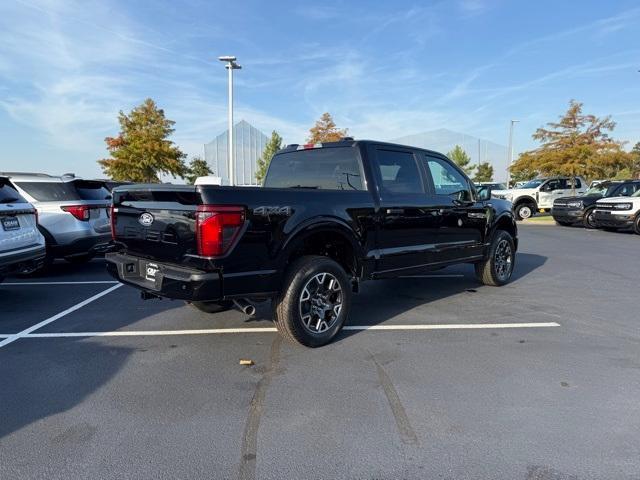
[138,212,154,227]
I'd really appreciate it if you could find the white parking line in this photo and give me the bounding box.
[0,284,123,348]
[4,322,559,339]
[399,274,465,278]
[2,281,119,286]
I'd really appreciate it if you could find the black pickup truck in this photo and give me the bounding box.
[106,139,517,347]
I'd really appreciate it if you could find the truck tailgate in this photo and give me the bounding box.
[112,185,201,262]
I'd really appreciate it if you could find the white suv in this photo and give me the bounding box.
[3,173,112,267]
[0,176,46,282]
[593,188,640,234]
[492,177,587,220]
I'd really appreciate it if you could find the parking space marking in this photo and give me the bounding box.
[1,281,119,286]
[0,284,123,348]
[399,274,465,278]
[3,322,560,340]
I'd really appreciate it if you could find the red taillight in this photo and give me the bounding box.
[61,205,90,221]
[110,205,117,239]
[196,205,245,257]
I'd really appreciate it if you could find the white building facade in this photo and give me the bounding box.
[204,120,269,186]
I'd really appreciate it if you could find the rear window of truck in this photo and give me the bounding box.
[265,147,364,190]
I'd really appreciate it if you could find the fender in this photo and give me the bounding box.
[278,216,366,273]
[513,195,537,210]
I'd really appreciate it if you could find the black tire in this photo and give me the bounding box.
[65,254,94,264]
[514,203,535,221]
[582,208,597,229]
[474,230,516,286]
[273,255,351,348]
[187,300,233,313]
[633,214,640,235]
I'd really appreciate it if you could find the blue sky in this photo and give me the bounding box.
[0,0,639,178]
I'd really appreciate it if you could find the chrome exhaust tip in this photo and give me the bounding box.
[233,298,256,316]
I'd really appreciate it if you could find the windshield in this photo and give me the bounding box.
[520,179,544,189]
[583,184,611,197]
[633,189,640,197]
[14,180,111,202]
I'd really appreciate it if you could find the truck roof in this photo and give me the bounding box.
[279,138,447,158]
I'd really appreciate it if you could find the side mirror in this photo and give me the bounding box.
[477,188,490,201]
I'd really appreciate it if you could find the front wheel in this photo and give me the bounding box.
[514,203,534,221]
[273,255,351,347]
[634,214,640,235]
[475,230,516,286]
[583,208,597,229]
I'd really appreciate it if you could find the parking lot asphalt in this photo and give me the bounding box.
[1,225,639,480]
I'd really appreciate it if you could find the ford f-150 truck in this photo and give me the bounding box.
[106,139,518,347]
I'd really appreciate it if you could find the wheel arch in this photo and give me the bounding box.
[279,217,364,278]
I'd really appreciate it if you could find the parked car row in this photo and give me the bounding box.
[552,180,640,234]
[0,173,116,278]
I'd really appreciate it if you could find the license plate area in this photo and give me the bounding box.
[1,216,20,231]
[145,262,159,282]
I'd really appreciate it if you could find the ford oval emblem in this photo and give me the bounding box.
[138,212,154,227]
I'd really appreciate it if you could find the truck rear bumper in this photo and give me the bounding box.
[105,252,222,301]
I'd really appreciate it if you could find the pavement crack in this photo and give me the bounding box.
[237,336,282,480]
[370,353,419,446]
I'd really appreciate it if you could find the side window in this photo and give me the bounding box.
[618,184,636,196]
[572,178,582,189]
[375,149,424,194]
[424,156,470,199]
[544,179,563,191]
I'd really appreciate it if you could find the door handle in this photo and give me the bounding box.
[386,208,404,215]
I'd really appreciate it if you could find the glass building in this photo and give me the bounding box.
[204,120,269,186]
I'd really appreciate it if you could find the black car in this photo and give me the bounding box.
[552,180,640,228]
[106,139,517,347]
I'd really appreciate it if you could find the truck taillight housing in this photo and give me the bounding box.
[110,205,117,239]
[196,205,245,257]
[61,205,90,221]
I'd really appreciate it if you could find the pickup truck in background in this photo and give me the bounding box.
[492,176,587,220]
[106,139,518,347]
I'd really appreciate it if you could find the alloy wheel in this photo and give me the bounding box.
[494,239,513,281]
[298,272,343,334]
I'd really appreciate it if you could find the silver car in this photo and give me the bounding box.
[0,176,46,281]
[3,173,112,266]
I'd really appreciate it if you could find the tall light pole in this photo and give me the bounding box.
[507,119,519,187]
[218,56,241,186]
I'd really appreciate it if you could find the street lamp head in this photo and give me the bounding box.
[218,55,237,62]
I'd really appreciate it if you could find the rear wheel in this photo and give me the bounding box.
[475,230,515,286]
[273,255,351,347]
[514,203,534,221]
[187,300,233,313]
[583,208,597,229]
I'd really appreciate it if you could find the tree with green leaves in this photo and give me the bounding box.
[447,145,475,176]
[509,100,630,183]
[256,131,283,184]
[473,162,494,183]
[98,98,187,183]
[307,112,348,143]
[184,156,213,184]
